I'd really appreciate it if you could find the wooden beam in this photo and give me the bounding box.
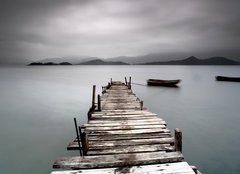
[53,151,184,169]
[51,162,195,174]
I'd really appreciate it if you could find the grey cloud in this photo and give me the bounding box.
[0,0,240,63]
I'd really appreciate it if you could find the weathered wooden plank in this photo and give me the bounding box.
[51,162,195,174]
[83,122,166,128]
[91,115,159,120]
[53,151,184,169]
[91,113,158,117]
[68,137,174,150]
[94,110,157,116]
[89,116,162,121]
[87,144,174,155]
[85,124,166,131]
[87,128,171,135]
[88,118,165,124]
[87,133,172,141]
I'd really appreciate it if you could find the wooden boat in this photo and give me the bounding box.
[147,79,181,87]
[216,76,240,82]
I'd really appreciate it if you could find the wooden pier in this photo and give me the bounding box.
[51,79,200,174]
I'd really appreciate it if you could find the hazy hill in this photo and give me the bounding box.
[28,62,72,66]
[141,56,240,65]
[106,53,188,64]
[39,56,97,64]
[79,59,129,65]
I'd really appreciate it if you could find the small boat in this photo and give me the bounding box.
[216,76,240,82]
[147,79,181,87]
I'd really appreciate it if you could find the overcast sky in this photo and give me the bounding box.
[0,0,240,63]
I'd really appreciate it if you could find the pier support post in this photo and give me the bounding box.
[174,128,182,152]
[140,101,143,110]
[110,78,112,85]
[74,118,82,156]
[125,77,128,86]
[87,108,92,120]
[80,131,89,156]
[97,94,101,111]
[128,76,132,89]
[92,85,96,111]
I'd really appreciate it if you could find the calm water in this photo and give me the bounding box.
[0,65,240,174]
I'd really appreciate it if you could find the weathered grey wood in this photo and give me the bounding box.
[92,110,156,115]
[88,118,165,123]
[86,128,171,135]
[91,112,158,117]
[83,121,167,127]
[87,133,172,141]
[90,117,162,121]
[175,128,182,152]
[53,151,184,169]
[85,124,166,131]
[91,115,159,120]
[68,137,174,150]
[87,144,174,155]
[51,162,195,174]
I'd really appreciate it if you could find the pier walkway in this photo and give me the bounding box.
[51,80,200,174]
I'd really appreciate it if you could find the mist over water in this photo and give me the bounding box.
[0,65,240,174]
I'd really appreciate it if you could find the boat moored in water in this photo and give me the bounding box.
[147,79,181,87]
[216,76,240,82]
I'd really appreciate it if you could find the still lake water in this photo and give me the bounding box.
[0,65,240,174]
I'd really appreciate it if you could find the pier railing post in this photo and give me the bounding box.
[110,78,112,85]
[74,118,82,156]
[128,76,132,89]
[97,94,101,111]
[80,131,89,156]
[92,85,96,111]
[125,77,128,86]
[140,101,143,110]
[174,128,182,152]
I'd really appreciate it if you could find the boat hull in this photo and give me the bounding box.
[216,76,240,82]
[147,79,181,87]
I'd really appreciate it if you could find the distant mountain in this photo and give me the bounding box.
[140,56,240,65]
[39,56,97,64]
[30,54,240,66]
[28,62,72,66]
[106,53,188,64]
[79,59,129,65]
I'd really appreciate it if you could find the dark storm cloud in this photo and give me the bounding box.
[0,0,240,63]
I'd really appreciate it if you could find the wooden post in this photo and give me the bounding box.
[74,118,82,156]
[174,128,182,152]
[92,85,96,111]
[125,77,128,86]
[110,78,112,85]
[97,94,101,111]
[87,108,92,120]
[191,166,198,174]
[140,101,143,110]
[80,130,88,156]
[128,76,132,89]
